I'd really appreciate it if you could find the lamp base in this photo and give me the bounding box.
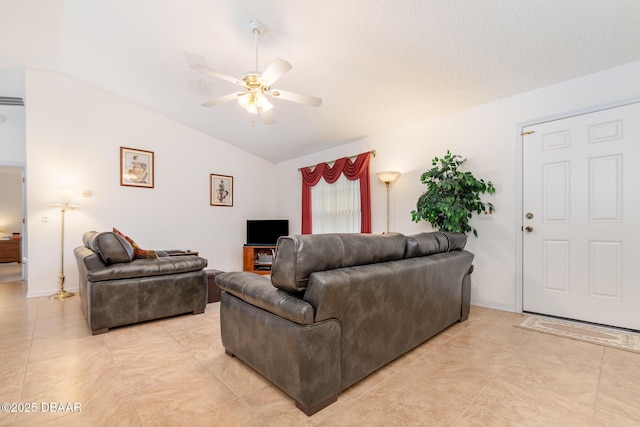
[49,290,75,300]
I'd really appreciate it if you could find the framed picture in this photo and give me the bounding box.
[210,174,233,206]
[120,147,154,188]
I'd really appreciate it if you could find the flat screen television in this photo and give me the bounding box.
[246,220,289,246]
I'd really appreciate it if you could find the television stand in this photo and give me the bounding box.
[243,245,276,275]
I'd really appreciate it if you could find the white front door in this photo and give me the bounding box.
[522,102,640,330]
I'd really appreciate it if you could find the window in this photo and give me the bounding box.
[300,152,372,234]
[311,174,361,233]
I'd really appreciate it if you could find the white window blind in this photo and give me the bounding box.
[311,174,361,233]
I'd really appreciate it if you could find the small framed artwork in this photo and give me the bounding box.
[120,147,154,188]
[210,174,233,206]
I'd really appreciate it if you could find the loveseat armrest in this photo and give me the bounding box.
[216,272,315,325]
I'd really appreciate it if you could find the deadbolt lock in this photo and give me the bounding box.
[526,213,533,219]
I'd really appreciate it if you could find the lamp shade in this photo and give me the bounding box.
[51,188,81,209]
[238,91,273,114]
[254,93,273,111]
[376,171,401,184]
[237,93,257,113]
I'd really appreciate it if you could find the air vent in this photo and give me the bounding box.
[0,97,25,106]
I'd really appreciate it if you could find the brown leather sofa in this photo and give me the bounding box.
[74,231,208,335]
[216,232,473,416]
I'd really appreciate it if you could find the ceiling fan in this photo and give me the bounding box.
[192,19,322,125]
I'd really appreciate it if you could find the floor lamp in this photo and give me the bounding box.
[50,188,80,300]
[376,171,401,233]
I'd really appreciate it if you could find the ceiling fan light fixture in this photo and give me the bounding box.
[238,92,257,114]
[193,18,321,124]
[255,93,273,112]
[238,91,273,114]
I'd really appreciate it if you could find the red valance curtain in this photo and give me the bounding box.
[300,151,372,234]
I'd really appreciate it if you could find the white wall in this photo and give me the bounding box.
[0,69,26,167]
[275,60,640,312]
[25,70,277,297]
[21,60,640,303]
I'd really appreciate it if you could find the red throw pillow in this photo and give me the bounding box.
[112,228,158,259]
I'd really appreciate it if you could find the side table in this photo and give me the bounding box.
[205,269,224,303]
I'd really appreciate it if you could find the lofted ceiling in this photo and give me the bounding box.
[2,0,640,163]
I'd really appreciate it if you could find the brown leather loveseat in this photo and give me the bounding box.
[74,231,208,335]
[215,232,473,415]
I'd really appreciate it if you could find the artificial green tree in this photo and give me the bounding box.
[411,150,495,237]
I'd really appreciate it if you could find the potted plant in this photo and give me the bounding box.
[411,150,495,237]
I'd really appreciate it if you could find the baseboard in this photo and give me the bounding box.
[470,299,516,313]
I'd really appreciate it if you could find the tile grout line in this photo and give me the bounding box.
[160,319,270,425]
[590,347,606,426]
[13,295,42,427]
[451,321,537,426]
[101,332,145,426]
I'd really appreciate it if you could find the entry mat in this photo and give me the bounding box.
[516,315,640,354]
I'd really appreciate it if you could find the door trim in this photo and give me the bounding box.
[514,97,640,314]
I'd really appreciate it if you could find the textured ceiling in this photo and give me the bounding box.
[2,0,640,163]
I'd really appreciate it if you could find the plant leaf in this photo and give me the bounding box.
[413,151,496,237]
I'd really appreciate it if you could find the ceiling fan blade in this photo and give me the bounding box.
[259,107,276,125]
[269,89,322,107]
[259,59,292,86]
[191,64,244,87]
[201,92,242,107]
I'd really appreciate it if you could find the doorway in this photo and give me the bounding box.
[0,166,25,282]
[521,101,640,330]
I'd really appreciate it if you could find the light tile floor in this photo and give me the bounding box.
[1,270,640,426]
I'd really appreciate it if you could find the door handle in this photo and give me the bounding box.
[525,226,534,232]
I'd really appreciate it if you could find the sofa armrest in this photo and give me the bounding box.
[216,272,315,325]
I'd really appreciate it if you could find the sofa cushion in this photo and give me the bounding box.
[408,232,467,256]
[271,233,410,292]
[404,236,419,258]
[83,231,134,265]
[445,232,467,251]
[86,255,207,282]
[113,228,158,259]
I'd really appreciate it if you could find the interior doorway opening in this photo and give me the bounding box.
[0,165,26,283]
